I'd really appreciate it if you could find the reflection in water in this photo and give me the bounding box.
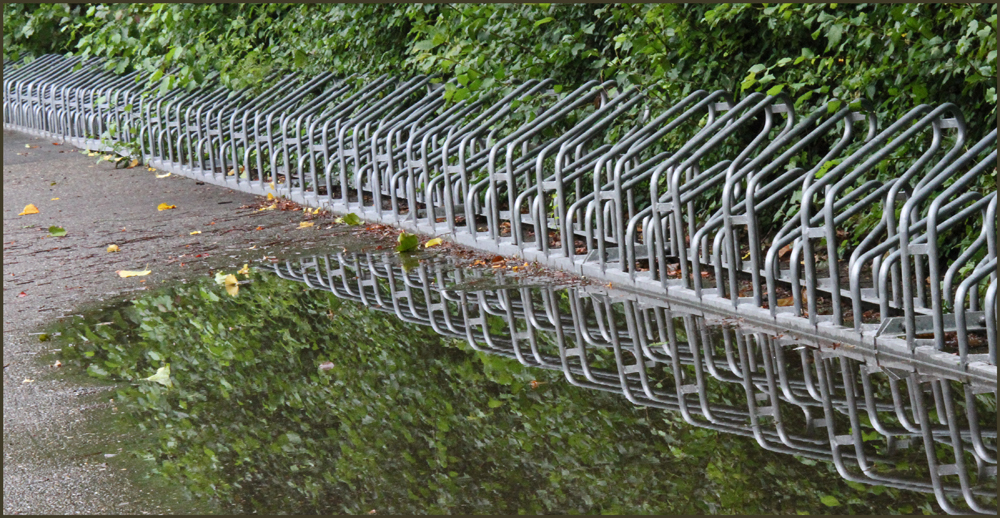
[57,252,996,514]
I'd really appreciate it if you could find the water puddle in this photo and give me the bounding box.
[47,250,996,514]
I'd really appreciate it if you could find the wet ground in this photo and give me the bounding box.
[2,128,399,514]
[4,129,997,514]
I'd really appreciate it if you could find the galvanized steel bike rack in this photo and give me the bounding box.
[267,251,996,514]
[4,56,996,385]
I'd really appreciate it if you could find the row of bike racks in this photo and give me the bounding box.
[268,251,996,514]
[4,56,996,382]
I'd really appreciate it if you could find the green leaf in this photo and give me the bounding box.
[820,495,840,507]
[827,99,843,114]
[143,364,172,388]
[749,63,767,74]
[335,213,362,226]
[534,17,554,28]
[396,232,419,253]
[766,84,785,96]
[294,49,307,68]
[48,226,67,237]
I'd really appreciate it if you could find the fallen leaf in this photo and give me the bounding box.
[53,360,62,368]
[425,238,443,248]
[143,364,172,388]
[258,203,276,212]
[128,159,140,168]
[396,231,419,253]
[237,263,250,275]
[776,296,795,307]
[298,221,315,229]
[18,291,27,297]
[148,167,156,172]
[318,361,335,371]
[224,275,239,297]
[189,230,201,235]
[157,203,176,211]
[335,213,362,226]
[155,172,171,178]
[52,142,60,145]
[18,204,39,216]
[117,269,151,278]
[267,192,275,201]
[23,378,34,383]
[107,244,119,253]
[254,225,264,231]
[48,226,67,237]
[24,144,31,148]
[50,197,59,201]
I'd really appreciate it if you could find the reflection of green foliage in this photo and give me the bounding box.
[57,271,938,514]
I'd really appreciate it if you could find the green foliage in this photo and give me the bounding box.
[52,270,941,514]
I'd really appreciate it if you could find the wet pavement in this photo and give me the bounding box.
[2,129,367,514]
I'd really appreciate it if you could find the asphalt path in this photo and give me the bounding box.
[2,129,352,514]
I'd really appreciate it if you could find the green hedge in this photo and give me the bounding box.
[5,3,995,125]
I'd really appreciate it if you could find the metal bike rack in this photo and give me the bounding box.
[265,251,996,514]
[4,56,996,383]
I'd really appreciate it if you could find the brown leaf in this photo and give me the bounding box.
[776,296,795,307]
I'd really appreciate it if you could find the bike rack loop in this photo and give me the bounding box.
[4,56,996,388]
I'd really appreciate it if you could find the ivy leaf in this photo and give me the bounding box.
[820,495,840,507]
[48,226,67,237]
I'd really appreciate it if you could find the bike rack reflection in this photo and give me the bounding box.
[268,252,996,515]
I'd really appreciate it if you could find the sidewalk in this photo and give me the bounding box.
[2,129,344,513]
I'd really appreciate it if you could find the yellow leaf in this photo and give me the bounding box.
[50,197,60,201]
[311,207,320,214]
[257,203,276,212]
[237,263,250,275]
[103,154,115,161]
[227,169,235,176]
[267,192,275,201]
[157,203,176,211]
[128,159,139,168]
[148,167,156,172]
[425,238,443,248]
[117,269,151,278]
[155,172,171,178]
[298,221,315,229]
[87,151,98,157]
[189,230,201,235]
[268,182,276,189]
[776,296,795,307]
[106,244,120,253]
[224,274,239,297]
[18,204,39,215]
